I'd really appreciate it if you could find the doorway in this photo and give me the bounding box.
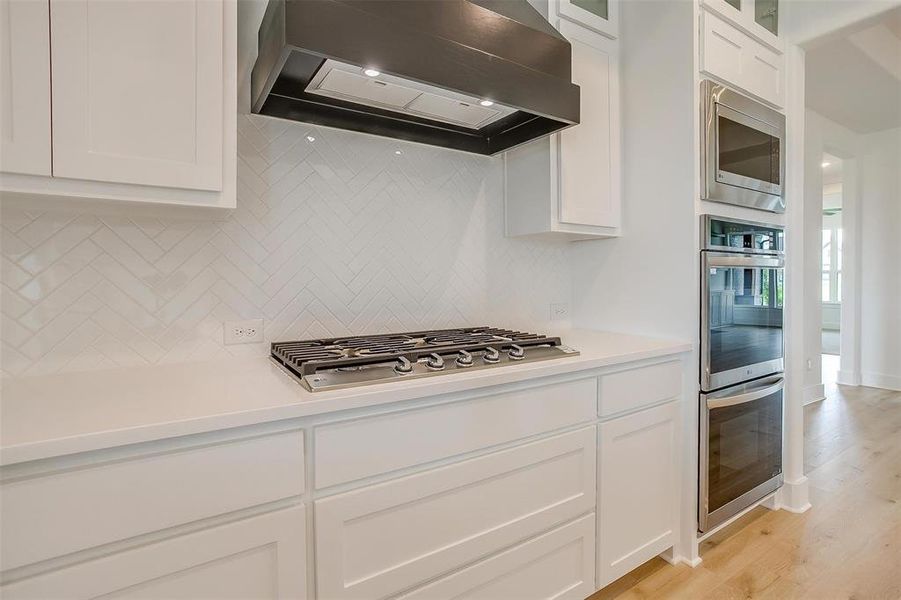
[820,153,842,386]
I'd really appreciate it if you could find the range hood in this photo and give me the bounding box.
[251,0,580,155]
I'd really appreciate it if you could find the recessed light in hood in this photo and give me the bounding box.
[251,0,581,155]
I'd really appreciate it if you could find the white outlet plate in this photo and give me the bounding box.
[224,319,264,345]
[549,303,570,321]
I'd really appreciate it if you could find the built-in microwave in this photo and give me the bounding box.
[701,80,786,213]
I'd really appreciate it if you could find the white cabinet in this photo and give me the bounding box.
[0,0,52,176]
[553,0,619,39]
[597,401,679,587]
[50,0,223,191]
[1,505,308,600]
[505,19,620,240]
[315,427,596,600]
[700,9,784,108]
[0,0,236,209]
[701,0,781,49]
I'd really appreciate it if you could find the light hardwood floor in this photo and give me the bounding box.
[590,382,901,600]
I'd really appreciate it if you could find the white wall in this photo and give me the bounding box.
[0,117,572,377]
[858,126,901,389]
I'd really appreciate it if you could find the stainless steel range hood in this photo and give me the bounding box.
[251,0,580,155]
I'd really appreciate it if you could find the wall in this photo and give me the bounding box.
[858,126,901,389]
[0,116,572,378]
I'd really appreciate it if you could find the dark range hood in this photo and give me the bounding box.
[251,0,580,155]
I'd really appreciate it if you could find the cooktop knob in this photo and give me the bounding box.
[456,350,474,367]
[508,344,525,360]
[425,353,445,370]
[483,347,500,363]
[393,356,413,374]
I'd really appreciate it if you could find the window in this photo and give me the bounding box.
[822,227,842,302]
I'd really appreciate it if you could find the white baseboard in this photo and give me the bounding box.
[777,476,811,513]
[803,383,825,405]
[836,369,860,386]
[861,371,901,391]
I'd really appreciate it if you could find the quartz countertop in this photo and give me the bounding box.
[0,329,691,465]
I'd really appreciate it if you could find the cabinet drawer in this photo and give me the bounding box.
[701,10,784,107]
[1,429,304,571]
[315,377,596,488]
[2,505,307,600]
[315,427,596,600]
[599,360,681,417]
[398,514,596,600]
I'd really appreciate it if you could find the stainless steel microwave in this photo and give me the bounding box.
[701,80,786,213]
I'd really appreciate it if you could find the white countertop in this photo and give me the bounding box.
[0,329,691,466]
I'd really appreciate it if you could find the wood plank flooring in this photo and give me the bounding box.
[589,382,901,600]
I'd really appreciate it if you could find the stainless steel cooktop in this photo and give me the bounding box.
[271,327,579,392]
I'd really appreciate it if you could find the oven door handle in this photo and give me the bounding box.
[707,378,785,409]
[705,254,784,269]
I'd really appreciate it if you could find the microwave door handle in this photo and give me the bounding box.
[707,379,785,409]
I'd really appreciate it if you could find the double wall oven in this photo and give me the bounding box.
[699,216,785,532]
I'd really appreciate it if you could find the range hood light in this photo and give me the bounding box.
[479,100,494,107]
[363,68,381,77]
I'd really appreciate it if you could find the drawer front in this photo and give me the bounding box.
[2,505,307,600]
[398,514,596,600]
[599,360,681,418]
[1,429,304,571]
[315,427,596,600]
[315,377,597,488]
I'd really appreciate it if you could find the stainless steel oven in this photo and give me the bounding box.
[701,216,784,392]
[699,216,785,532]
[702,80,786,213]
[699,374,784,532]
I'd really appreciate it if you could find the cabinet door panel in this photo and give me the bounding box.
[558,22,620,229]
[598,401,678,587]
[50,0,223,190]
[2,505,307,600]
[0,0,51,175]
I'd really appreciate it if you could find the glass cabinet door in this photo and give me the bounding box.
[571,0,608,20]
[557,0,618,39]
[755,0,778,35]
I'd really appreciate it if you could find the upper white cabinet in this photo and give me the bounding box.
[0,0,52,176]
[505,18,620,240]
[553,0,619,39]
[0,0,236,209]
[700,9,784,108]
[701,0,782,51]
[50,0,224,191]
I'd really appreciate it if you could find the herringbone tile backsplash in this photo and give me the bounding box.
[0,115,572,377]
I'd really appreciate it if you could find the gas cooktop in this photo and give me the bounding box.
[271,327,579,392]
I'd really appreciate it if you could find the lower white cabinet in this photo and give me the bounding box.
[1,505,308,600]
[314,427,597,600]
[597,401,679,587]
[397,514,597,600]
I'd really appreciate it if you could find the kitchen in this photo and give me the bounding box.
[0,1,899,599]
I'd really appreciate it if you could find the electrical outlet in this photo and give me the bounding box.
[549,303,570,321]
[224,319,264,345]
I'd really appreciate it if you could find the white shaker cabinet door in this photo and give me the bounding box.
[49,0,224,190]
[1,505,308,600]
[557,21,620,230]
[0,0,52,176]
[598,401,679,587]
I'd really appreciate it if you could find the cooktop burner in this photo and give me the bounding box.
[271,327,578,392]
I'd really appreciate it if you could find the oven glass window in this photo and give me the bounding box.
[718,115,780,185]
[708,388,783,512]
[708,266,784,376]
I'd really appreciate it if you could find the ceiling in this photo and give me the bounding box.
[805,6,901,133]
